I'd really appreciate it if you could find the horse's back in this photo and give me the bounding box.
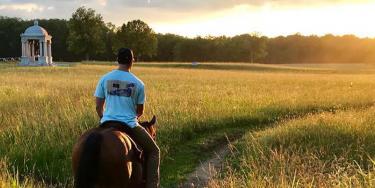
[98,128,134,185]
[72,127,135,187]
[72,128,101,174]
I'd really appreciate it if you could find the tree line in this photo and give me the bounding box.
[1,7,375,63]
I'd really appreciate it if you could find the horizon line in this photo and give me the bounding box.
[3,15,375,40]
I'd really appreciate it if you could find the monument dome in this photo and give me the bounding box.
[23,21,49,36]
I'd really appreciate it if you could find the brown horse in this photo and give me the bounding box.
[72,116,157,188]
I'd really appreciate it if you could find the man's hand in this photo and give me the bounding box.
[96,97,105,119]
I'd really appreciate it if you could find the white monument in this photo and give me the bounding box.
[20,21,53,66]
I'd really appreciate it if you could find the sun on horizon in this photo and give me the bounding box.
[150,1,375,38]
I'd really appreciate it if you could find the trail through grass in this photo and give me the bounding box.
[210,108,375,187]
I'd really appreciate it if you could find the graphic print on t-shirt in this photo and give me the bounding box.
[107,80,136,97]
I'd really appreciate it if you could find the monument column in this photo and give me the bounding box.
[44,41,48,58]
[29,42,32,57]
[20,39,28,65]
[26,41,29,57]
[31,41,34,60]
[48,41,52,57]
[48,40,53,64]
[39,41,43,57]
[21,42,25,57]
[23,42,27,57]
[46,41,49,57]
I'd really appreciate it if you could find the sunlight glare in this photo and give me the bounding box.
[152,2,375,38]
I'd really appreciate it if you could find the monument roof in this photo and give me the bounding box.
[23,21,49,37]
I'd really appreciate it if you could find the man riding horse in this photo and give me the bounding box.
[94,48,160,188]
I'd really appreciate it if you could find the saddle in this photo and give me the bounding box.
[100,121,143,162]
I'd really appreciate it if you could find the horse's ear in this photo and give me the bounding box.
[150,115,156,125]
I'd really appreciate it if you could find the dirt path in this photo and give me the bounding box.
[177,103,375,187]
[180,145,231,188]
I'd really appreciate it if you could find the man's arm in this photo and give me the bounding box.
[96,97,105,119]
[136,104,144,118]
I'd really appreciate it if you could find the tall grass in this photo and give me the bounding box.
[210,108,375,187]
[1,63,375,186]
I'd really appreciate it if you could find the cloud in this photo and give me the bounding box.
[100,0,373,10]
[0,0,373,27]
[1,0,372,10]
[97,0,107,6]
[0,0,79,19]
[0,3,44,12]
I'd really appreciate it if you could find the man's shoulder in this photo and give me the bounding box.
[100,70,119,80]
[129,73,145,86]
[100,71,144,86]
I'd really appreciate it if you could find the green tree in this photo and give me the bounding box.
[116,20,157,61]
[230,34,268,63]
[67,7,105,60]
[95,22,117,61]
[155,33,184,61]
[0,16,26,58]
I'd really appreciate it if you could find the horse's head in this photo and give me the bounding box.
[139,115,157,140]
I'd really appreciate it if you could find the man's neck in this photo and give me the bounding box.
[118,64,131,72]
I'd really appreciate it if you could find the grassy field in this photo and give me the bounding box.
[0,62,375,187]
[210,108,375,187]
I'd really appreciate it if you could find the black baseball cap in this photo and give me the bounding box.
[117,48,133,64]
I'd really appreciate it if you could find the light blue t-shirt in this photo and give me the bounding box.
[94,70,145,128]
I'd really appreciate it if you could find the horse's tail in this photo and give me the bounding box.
[74,132,103,188]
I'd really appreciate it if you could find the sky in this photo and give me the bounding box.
[1,0,375,38]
